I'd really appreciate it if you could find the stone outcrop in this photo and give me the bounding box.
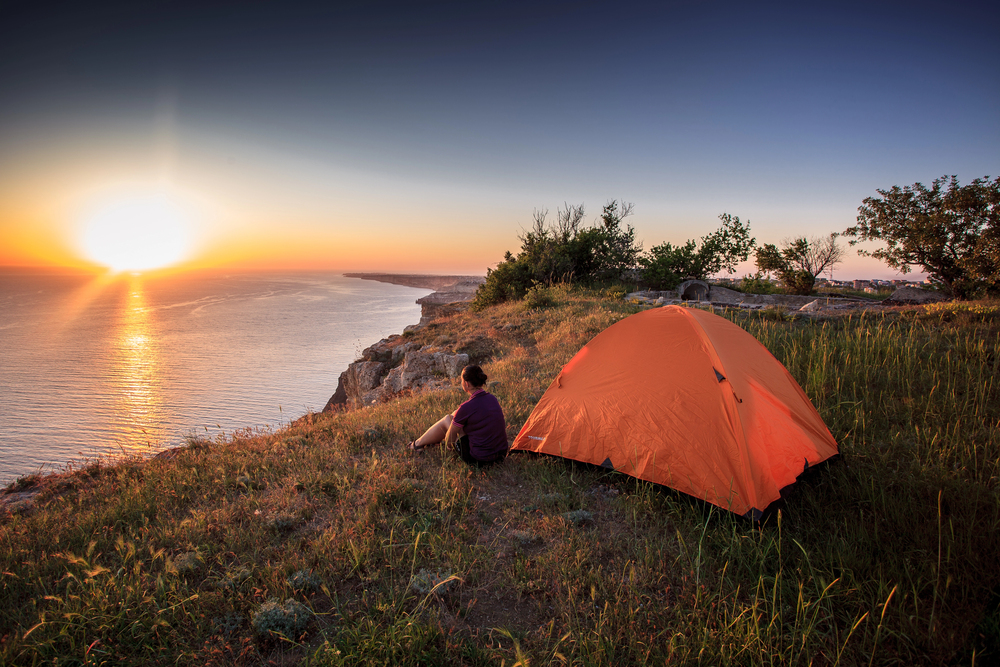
[324,274,486,412]
[382,348,469,393]
[677,280,710,301]
[342,361,387,406]
[409,278,485,330]
[627,285,874,310]
[323,336,470,411]
[883,286,947,305]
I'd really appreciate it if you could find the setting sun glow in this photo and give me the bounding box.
[79,194,193,272]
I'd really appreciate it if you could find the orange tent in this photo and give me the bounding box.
[512,305,839,519]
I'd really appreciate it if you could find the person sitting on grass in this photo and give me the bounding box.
[408,364,508,465]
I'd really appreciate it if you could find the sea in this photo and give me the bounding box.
[0,268,428,485]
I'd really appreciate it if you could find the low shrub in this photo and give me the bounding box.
[740,271,780,294]
[287,569,322,594]
[252,598,310,639]
[521,284,558,310]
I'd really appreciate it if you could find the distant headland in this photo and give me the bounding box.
[343,273,485,330]
[343,273,483,292]
[328,272,486,410]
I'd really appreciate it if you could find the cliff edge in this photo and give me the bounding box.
[325,273,486,411]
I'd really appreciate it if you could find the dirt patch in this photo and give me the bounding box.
[0,488,44,516]
[458,588,546,636]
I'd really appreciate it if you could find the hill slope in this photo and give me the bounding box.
[2,288,998,665]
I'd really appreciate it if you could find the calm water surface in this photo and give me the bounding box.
[0,269,426,484]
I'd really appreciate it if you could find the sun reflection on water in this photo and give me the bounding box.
[111,277,165,453]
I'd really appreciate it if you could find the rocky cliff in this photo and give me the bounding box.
[410,278,485,330]
[323,336,470,411]
[325,274,485,411]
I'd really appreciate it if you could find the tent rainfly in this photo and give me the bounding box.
[512,305,839,519]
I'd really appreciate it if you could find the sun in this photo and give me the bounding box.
[79,193,193,272]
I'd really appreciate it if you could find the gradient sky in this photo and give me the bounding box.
[1,0,997,278]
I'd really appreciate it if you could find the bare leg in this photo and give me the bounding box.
[413,413,454,448]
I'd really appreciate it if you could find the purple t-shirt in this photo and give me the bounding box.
[453,390,508,461]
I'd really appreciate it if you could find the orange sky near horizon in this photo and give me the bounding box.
[0,216,508,275]
[0,126,521,275]
[0,111,930,281]
[0,191,923,280]
[0,163,517,275]
[0,86,939,282]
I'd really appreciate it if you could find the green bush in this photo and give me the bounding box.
[740,271,779,294]
[475,206,757,308]
[522,284,558,310]
[755,235,844,296]
[252,598,310,639]
[640,213,755,290]
[472,202,641,309]
[287,569,322,593]
[471,252,536,311]
[640,240,701,290]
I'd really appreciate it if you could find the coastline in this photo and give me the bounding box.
[343,272,484,332]
[323,272,485,411]
[343,272,482,292]
[0,273,480,491]
[0,272,428,487]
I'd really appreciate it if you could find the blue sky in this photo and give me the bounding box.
[1,0,997,277]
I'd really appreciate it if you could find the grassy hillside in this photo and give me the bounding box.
[2,288,998,666]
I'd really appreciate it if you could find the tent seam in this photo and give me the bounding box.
[672,306,759,514]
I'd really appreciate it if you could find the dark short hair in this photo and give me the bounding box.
[462,365,488,387]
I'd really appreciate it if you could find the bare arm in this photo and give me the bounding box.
[444,420,465,447]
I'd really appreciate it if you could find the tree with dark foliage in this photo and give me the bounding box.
[472,201,642,310]
[755,234,844,295]
[593,200,642,282]
[844,175,1000,299]
[639,213,755,290]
